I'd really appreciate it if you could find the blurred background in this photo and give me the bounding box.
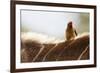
[21,10,89,40]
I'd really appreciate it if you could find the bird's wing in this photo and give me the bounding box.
[74,29,78,36]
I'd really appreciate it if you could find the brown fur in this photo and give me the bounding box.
[21,34,89,62]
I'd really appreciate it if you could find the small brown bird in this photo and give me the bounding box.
[65,21,77,41]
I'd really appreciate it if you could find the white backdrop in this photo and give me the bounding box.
[0,0,100,73]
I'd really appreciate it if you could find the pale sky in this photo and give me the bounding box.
[21,10,89,39]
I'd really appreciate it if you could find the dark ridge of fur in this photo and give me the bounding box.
[34,44,55,62]
[43,40,72,61]
[78,46,89,60]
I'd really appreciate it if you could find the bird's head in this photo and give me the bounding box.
[67,21,73,28]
